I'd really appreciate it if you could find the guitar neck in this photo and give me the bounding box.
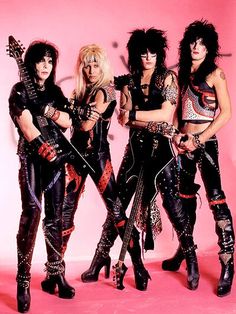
[118,167,144,263]
[16,57,38,102]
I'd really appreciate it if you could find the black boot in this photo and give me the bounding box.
[217,256,234,297]
[42,220,75,298]
[41,272,75,298]
[162,245,185,271]
[184,246,199,290]
[17,276,31,313]
[116,221,151,291]
[81,216,118,282]
[162,190,198,272]
[16,217,38,314]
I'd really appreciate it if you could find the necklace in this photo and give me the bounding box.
[37,84,45,91]
[140,83,149,89]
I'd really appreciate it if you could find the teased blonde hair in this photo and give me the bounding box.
[74,44,113,100]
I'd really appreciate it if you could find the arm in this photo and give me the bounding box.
[79,90,109,131]
[16,109,41,142]
[118,72,178,126]
[199,67,231,142]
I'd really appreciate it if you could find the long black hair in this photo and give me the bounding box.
[178,20,219,89]
[24,40,59,86]
[127,28,168,76]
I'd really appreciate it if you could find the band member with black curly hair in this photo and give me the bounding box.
[162,20,235,297]
[9,40,75,313]
[82,29,199,291]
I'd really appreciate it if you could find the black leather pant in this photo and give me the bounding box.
[17,154,65,286]
[92,142,196,256]
[178,137,235,256]
[62,150,124,253]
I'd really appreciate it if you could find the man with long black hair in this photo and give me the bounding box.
[162,20,235,297]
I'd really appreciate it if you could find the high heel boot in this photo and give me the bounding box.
[116,221,151,291]
[162,245,185,271]
[42,220,75,298]
[41,273,75,298]
[17,276,31,313]
[81,216,118,282]
[162,191,198,272]
[184,246,199,290]
[81,251,111,282]
[217,256,234,297]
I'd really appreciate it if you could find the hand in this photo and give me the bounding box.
[178,133,197,152]
[173,133,187,154]
[87,102,101,121]
[118,109,129,126]
[30,135,57,162]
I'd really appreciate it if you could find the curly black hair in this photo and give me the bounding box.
[24,40,59,86]
[178,20,219,89]
[127,28,168,76]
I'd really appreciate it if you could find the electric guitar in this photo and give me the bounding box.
[113,166,144,290]
[7,35,94,173]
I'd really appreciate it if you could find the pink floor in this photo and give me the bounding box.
[0,253,235,314]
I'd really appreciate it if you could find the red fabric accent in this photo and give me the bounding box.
[179,193,196,199]
[98,159,113,194]
[209,198,226,206]
[62,225,75,236]
[116,220,125,227]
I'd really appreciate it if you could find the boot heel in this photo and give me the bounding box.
[104,257,111,278]
[41,278,56,294]
[81,255,111,282]
[217,257,234,297]
[17,285,31,313]
[162,245,184,271]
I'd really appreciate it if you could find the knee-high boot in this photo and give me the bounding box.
[215,219,235,297]
[41,219,75,299]
[162,184,200,272]
[16,210,41,313]
[81,215,118,282]
[115,220,151,291]
[209,192,235,297]
[16,235,34,313]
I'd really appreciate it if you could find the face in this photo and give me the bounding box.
[35,56,53,84]
[83,61,102,84]
[190,38,208,61]
[141,49,157,70]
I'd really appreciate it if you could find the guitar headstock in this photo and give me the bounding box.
[7,35,25,59]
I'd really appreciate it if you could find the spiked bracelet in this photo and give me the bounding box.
[193,134,204,149]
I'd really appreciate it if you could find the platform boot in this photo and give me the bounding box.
[81,215,118,282]
[40,219,75,299]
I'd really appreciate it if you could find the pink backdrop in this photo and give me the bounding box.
[1,0,236,265]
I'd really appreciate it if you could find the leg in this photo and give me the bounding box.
[41,165,75,299]
[17,157,42,313]
[80,156,118,282]
[162,154,200,271]
[158,160,199,290]
[200,139,235,296]
[62,163,87,256]
[112,151,151,291]
[81,149,137,283]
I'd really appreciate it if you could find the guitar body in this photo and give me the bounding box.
[113,263,128,290]
[113,167,144,290]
